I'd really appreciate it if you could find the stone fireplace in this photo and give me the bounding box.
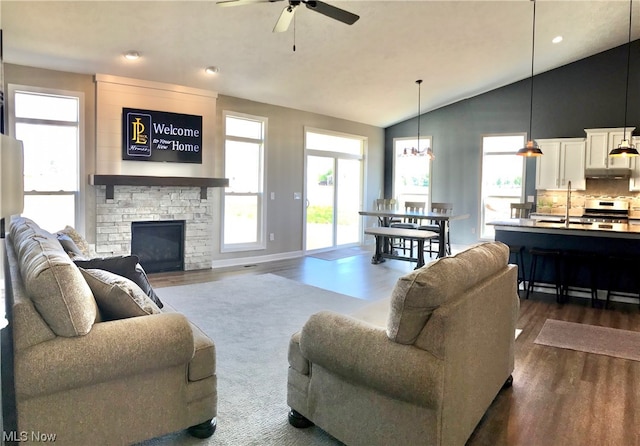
[92,175,228,271]
[131,220,185,273]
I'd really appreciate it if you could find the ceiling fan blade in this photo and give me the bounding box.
[304,0,359,25]
[217,0,281,7]
[273,4,298,32]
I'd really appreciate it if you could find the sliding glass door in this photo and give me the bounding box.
[304,129,364,252]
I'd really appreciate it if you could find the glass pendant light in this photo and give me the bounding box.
[610,0,639,157]
[516,0,543,157]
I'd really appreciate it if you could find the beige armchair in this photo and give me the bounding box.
[287,242,519,446]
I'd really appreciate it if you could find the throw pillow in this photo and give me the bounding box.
[57,226,96,258]
[80,268,161,320]
[56,233,85,258]
[73,255,163,308]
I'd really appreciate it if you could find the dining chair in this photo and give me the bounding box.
[420,202,453,258]
[510,202,533,219]
[374,198,399,226]
[390,201,426,256]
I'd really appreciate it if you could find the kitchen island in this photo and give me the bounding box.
[490,218,640,303]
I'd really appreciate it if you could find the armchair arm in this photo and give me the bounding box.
[299,311,443,408]
[15,312,194,398]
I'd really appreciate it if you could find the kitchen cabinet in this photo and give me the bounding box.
[628,136,640,191]
[535,138,586,190]
[585,127,635,169]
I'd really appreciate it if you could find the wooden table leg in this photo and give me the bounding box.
[416,240,425,269]
[371,235,386,264]
[437,221,447,258]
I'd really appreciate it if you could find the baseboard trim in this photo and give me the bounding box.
[529,285,638,305]
[211,251,304,268]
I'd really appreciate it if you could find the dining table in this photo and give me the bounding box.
[359,209,470,259]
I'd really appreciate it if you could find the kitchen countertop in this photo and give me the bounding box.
[489,218,640,239]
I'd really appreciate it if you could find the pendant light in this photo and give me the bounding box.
[610,0,639,157]
[414,79,435,160]
[516,0,543,157]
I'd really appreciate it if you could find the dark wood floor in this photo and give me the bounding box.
[149,247,640,446]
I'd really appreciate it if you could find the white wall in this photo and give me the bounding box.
[94,74,218,178]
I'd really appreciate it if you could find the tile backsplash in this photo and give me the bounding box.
[536,179,640,218]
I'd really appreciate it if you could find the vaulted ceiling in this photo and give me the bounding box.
[3,1,638,128]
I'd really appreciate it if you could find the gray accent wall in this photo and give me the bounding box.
[385,41,640,246]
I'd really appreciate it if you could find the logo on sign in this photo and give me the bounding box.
[126,112,152,157]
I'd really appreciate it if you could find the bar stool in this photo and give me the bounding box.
[508,244,526,296]
[526,247,562,302]
[605,255,640,310]
[562,250,599,307]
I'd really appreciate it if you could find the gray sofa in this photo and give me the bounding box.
[3,217,217,445]
[287,241,519,446]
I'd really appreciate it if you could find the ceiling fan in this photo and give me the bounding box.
[217,0,359,33]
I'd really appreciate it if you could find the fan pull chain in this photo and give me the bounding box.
[293,13,296,52]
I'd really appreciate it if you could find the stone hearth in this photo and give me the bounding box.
[94,185,213,270]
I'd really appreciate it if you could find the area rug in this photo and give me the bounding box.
[309,246,371,261]
[534,319,640,362]
[137,273,371,446]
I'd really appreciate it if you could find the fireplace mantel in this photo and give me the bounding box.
[89,174,229,199]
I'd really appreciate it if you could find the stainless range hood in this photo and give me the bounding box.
[584,168,632,179]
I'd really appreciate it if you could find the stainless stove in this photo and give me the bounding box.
[581,199,629,223]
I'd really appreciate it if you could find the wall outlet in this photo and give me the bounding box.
[471,227,476,234]
[270,192,275,200]
[294,192,302,200]
[527,195,535,203]
[269,233,275,241]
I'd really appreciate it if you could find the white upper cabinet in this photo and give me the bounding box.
[536,140,561,190]
[628,136,640,191]
[585,127,635,169]
[536,138,586,190]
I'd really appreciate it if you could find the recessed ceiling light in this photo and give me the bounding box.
[552,36,563,44]
[205,66,220,75]
[123,50,140,61]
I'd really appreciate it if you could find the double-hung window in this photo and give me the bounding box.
[222,111,266,251]
[10,86,83,233]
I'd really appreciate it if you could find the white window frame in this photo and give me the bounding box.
[7,84,85,233]
[479,133,527,240]
[221,110,267,252]
[303,126,366,251]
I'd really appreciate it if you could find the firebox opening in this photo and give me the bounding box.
[131,220,185,273]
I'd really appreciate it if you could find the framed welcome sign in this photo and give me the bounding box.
[122,108,203,164]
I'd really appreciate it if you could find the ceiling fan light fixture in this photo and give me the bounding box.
[516,140,543,157]
[205,66,220,75]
